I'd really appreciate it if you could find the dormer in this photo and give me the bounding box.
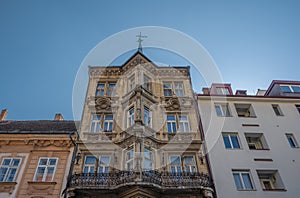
[209,83,233,95]
[265,80,300,97]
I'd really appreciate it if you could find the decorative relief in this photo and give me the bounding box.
[95,97,111,110]
[32,140,71,147]
[165,98,181,110]
[0,182,17,194]
[27,181,56,195]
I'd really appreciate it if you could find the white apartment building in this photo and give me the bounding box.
[197,80,300,198]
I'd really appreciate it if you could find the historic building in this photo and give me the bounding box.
[66,50,214,197]
[0,112,77,198]
[197,80,300,198]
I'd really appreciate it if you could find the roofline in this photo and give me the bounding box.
[196,93,300,100]
[0,130,77,134]
[265,80,300,95]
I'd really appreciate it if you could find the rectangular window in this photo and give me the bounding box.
[245,133,269,150]
[222,133,241,149]
[129,75,135,90]
[163,82,185,97]
[183,156,197,173]
[167,115,177,133]
[143,148,153,170]
[163,82,173,96]
[174,82,184,96]
[103,115,114,132]
[126,149,134,170]
[96,82,116,97]
[232,170,255,190]
[280,84,300,93]
[34,158,57,182]
[295,105,300,114]
[216,87,230,95]
[257,170,285,191]
[143,74,151,91]
[0,158,21,182]
[170,155,182,173]
[234,104,256,117]
[215,103,231,116]
[128,107,135,127]
[90,114,114,132]
[286,134,298,148]
[179,115,190,132]
[99,156,110,173]
[143,107,151,127]
[83,156,96,173]
[272,104,283,116]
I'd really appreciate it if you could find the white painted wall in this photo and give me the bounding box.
[198,96,300,198]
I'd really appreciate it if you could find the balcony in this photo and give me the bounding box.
[69,171,211,192]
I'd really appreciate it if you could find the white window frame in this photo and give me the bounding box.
[183,156,197,173]
[143,74,151,91]
[98,156,110,173]
[90,114,114,133]
[163,82,185,97]
[280,84,300,93]
[0,158,21,182]
[222,133,241,149]
[215,103,231,116]
[103,115,114,132]
[166,115,177,133]
[83,156,96,173]
[143,106,151,127]
[125,149,134,170]
[179,115,190,132]
[34,157,58,182]
[143,148,153,170]
[174,82,184,96]
[232,170,255,190]
[169,155,182,173]
[90,115,102,133]
[96,82,116,97]
[128,107,135,127]
[216,87,230,95]
[163,82,173,96]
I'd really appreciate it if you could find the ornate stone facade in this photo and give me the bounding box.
[67,51,213,197]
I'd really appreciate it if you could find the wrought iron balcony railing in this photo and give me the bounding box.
[69,171,211,190]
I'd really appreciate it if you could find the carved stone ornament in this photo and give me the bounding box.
[166,98,181,110]
[0,182,17,194]
[27,181,56,195]
[95,97,111,110]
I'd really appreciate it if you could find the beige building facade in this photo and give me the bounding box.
[67,51,213,197]
[0,116,77,198]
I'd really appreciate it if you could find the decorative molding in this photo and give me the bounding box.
[27,181,57,195]
[0,182,17,194]
[95,97,111,110]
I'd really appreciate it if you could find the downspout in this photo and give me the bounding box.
[194,94,217,198]
[62,131,79,198]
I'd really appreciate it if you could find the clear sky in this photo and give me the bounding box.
[1,0,300,120]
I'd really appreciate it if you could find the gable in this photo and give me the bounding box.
[122,51,157,72]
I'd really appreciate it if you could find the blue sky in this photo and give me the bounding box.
[1,0,300,120]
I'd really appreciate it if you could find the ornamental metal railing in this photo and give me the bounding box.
[70,170,211,189]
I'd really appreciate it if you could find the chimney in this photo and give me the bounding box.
[0,109,8,121]
[202,88,210,95]
[54,113,64,121]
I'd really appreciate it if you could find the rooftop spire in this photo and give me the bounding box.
[136,32,147,53]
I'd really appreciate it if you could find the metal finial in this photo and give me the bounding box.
[136,32,147,52]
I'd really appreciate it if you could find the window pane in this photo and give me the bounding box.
[292,86,300,93]
[183,156,195,164]
[49,159,57,166]
[242,173,253,190]
[280,86,291,92]
[223,135,231,149]
[231,136,240,148]
[12,159,20,166]
[167,115,175,121]
[100,156,110,165]
[170,156,180,164]
[233,173,243,190]
[0,168,8,181]
[2,159,11,166]
[39,158,48,165]
[85,156,96,164]
[35,167,45,181]
[287,136,296,148]
[215,105,222,116]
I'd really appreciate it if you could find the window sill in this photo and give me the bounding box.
[0,182,17,194]
[262,189,287,192]
[249,148,270,151]
[237,189,256,191]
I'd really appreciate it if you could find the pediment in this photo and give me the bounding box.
[122,51,157,73]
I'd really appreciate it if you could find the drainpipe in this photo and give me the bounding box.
[62,131,79,198]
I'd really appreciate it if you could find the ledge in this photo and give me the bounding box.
[0,182,17,194]
[262,189,287,192]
